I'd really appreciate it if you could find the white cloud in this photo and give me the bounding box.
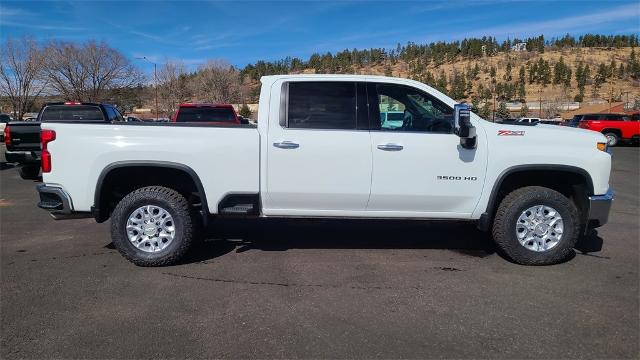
[0,4,84,31]
[454,2,640,39]
[1,19,85,31]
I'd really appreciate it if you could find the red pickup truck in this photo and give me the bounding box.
[171,103,244,125]
[578,113,640,146]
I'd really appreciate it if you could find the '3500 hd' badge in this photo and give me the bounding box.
[498,130,525,136]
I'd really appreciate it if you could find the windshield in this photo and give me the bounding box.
[41,105,104,122]
[176,107,236,123]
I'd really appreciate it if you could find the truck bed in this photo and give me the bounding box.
[41,122,260,214]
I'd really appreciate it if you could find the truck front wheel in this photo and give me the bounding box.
[603,132,619,147]
[492,186,580,265]
[111,186,194,266]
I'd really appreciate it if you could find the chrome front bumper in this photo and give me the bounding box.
[587,188,614,228]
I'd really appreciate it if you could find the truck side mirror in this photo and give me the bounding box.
[454,103,476,149]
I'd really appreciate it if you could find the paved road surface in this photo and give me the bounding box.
[1,148,638,359]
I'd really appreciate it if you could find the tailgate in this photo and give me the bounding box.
[6,122,41,151]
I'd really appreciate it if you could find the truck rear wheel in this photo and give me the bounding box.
[492,186,580,265]
[111,186,194,266]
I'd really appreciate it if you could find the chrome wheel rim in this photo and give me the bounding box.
[126,205,175,253]
[606,134,616,146]
[515,205,564,252]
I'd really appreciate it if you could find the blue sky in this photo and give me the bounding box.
[1,0,639,74]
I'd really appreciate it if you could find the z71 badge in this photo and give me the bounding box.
[498,130,525,136]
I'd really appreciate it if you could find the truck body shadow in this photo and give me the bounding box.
[177,218,606,265]
[184,218,497,264]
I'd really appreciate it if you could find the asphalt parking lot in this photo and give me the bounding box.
[1,148,638,359]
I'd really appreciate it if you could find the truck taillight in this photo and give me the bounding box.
[41,130,56,173]
[3,126,10,146]
[578,122,589,129]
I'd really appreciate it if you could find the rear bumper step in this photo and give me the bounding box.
[37,184,92,220]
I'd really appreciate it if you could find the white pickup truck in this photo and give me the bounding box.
[37,75,613,266]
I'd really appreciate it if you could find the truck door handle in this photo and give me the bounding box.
[377,143,403,151]
[273,141,299,149]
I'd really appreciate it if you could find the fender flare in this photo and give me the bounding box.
[92,161,208,225]
[477,164,594,231]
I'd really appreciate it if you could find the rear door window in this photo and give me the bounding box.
[176,107,236,123]
[286,82,357,130]
[41,105,104,122]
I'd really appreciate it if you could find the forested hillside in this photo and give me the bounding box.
[240,34,640,117]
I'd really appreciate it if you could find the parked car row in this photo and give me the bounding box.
[495,113,639,146]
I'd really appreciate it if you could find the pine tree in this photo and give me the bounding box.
[618,63,625,79]
[529,62,537,84]
[553,56,568,85]
[595,63,608,88]
[423,71,436,86]
[436,70,448,94]
[575,63,590,102]
[609,59,617,78]
[384,64,393,77]
[504,62,512,81]
[519,103,529,117]
[471,99,480,114]
[450,71,467,100]
[496,101,511,119]
[517,65,526,101]
[538,58,551,86]
[629,48,640,79]
[479,102,491,119]
[239,104,252,118]
[517,82,526,101]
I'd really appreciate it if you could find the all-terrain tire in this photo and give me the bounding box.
[19,165,40,180]
[111,186,194,266]
[492,186,580,265]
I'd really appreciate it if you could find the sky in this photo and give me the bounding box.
[1,0,639,74]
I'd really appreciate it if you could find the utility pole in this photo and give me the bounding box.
[623,91,630,111]
[538,87,543,118]
[493,94,496,121]
[136,57,158,121]
[608,86,613,113]
[492,83,496,121]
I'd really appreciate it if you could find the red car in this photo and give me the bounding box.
[577,113,640,146]
[171,103,242,125]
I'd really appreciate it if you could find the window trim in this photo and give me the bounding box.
[368,82,455,135]
[281,81,369,131]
